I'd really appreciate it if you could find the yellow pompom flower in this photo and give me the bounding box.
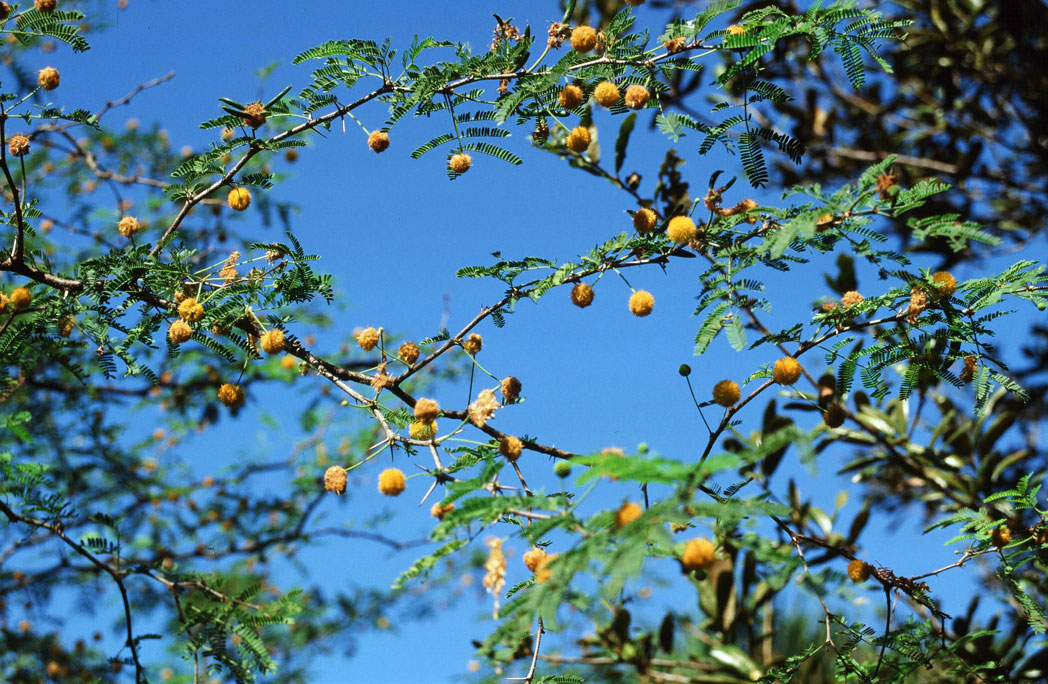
[624,85,650,110]
[522,547,548,572]
[409,421,438,440]
[280,355,297,370]
[847,559,871,582]
[37,66,60,91]
[414,398,440,423]
[633,208,657,234]
[259,329,285,354]
[680,538,716,573]
[449,153,472,174]
[725,24,747,36]
[227,187,251,211]
[117,216,140,237]
[772,357,803,385]
[499,435,523,462]
[712,380,740,407]
[324,465,347,495]
[217,383,244,407]
[367,130,390,153]
[177,297,204,323]
[167,320,192,344]
[570,25,598,53]
[593,81,620,108]
[463,333,482,355]
[841,290,864,308]
[570,282,594,308]
[35,0,57,13]
[534,553,559,584]
[615,502,643,529]
[558,84,583,109]
[9,287,32,311]
[629,290,654,316]
[565,125,590,153]
[377,467,406,496]
[500,376,522,402]
[398,341,420,365]
[357,326,380,352]
[666,215,697,244]
[931,271,957,299]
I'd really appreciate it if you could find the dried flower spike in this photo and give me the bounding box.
[37,66,60,91]
[463,333,483,355]
[8,135,30,157]
[368,130,390,153]
[449,153,472,174]
[500,376,521,402]
[240,103,266,129]
[357,327,380,352]
[398,341,420,365]
[499,435,523,462]
[841,291,864,308]
[324,465,347,495]
[414,398,440,423]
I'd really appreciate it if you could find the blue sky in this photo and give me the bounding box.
[11,1,1038,682]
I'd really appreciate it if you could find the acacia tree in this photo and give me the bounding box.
[1,1,1046,683]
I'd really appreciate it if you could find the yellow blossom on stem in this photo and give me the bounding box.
[377,468,406,496]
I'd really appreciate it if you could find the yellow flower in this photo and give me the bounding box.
[841,290,864,308]
[367,130,390,153]
[565,125,590,153]
[624,85,650,110]
[240,102,266,129]
[907,286,928,324]
[449,153,472,174]
[629,290,654,316]
[409,421,437,440]
[633,208,657,234]
[570,282,594,308]
[324,465,347,495]
[177,297,204,323]
[500,376,522,403]
[259,329,285,354]
[35,0,56,13]
[167,320,192,344]
[217,383,244,407]
[377,467,406,496]
[615,502,643,529]
[357,326,380,352]
[847,559,870,582]
[468,388,499,427]
[414,398,440,423]
[570,25,597,53]
[9,287,32,311]
[37,66,60,91]
[725,24,747,36]
[666,216,697,244]
[398,341,420,365]
[499,435,523,462]
[280,355,297,370]
[593,81,620,108]
[227,187,251,211]
[680,538,716,573]
[534,552,559,584]
[430,501,454,520]
[7,135,30,157]
[712,380,740,407]
[558,84,583,109]
[463,333,482,355]
[117,216,140,237]
[522,547,548,572]
[931,271,957,299]
[772,357,802,385]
